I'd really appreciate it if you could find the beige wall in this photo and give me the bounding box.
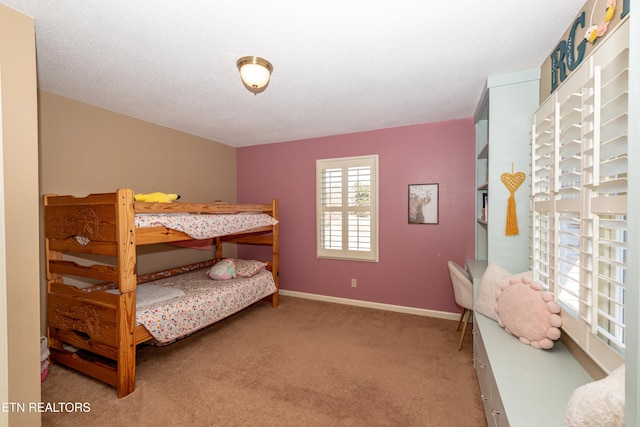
[39,91,237,203]
[38,91,238,328]
[1,4,42,427]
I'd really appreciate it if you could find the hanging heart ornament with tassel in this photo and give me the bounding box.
[500,171,526,193]
[501,170,526,236]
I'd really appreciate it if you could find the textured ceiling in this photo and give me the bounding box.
[1,1,585,147]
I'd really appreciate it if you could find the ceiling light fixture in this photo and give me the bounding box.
[236,56,273,94]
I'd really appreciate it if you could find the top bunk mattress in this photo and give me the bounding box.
[134,212,278,239]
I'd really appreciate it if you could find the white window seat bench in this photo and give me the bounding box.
[465,259,593,427]
[465,260,594,426]
[474,313,593,426]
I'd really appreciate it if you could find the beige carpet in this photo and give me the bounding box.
[41,296,486,426]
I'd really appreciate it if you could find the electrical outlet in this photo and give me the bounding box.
[351,278,357,287]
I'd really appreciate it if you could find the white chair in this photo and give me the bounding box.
[447,261,474,351]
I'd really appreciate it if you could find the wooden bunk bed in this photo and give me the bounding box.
[43,188,279,397]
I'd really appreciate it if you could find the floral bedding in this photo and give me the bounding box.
[135,268,276,343]
[134,212,278,240]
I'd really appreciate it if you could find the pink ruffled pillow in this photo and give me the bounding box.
[495,276,562,349]
[475,263,532,321]
[233,259,268,277]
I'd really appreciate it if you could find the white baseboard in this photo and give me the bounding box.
[278,289,459,321]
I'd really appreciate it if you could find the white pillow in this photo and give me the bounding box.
[475,263,510,320]
[564,364,625,427]
[208,258,237,280]
[475,263,531,321]
[106,284,185,309]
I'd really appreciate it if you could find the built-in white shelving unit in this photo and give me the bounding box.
[474,69,541,274]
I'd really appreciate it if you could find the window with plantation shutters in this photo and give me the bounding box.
[531,22,628,370]
[316,155,378,262]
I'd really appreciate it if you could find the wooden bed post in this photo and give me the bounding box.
[115,189,137,397]
[271,199,279,308]
[43,194,64,352]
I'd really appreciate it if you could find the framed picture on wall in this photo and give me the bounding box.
[408,183,439,224]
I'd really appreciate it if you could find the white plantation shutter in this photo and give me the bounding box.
[531,22,628,369]
[317,155,378,261]
[557,212,580,311]
[587,39,628,357]
[532,96,554,293]
[320,167,343,250]
[593,213,626,352]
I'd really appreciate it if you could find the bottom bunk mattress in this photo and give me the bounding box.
[126,268,275,344]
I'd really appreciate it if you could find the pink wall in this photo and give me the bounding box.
[237,118,476,314]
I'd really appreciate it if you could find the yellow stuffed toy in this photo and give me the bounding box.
[134,192,180,203]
